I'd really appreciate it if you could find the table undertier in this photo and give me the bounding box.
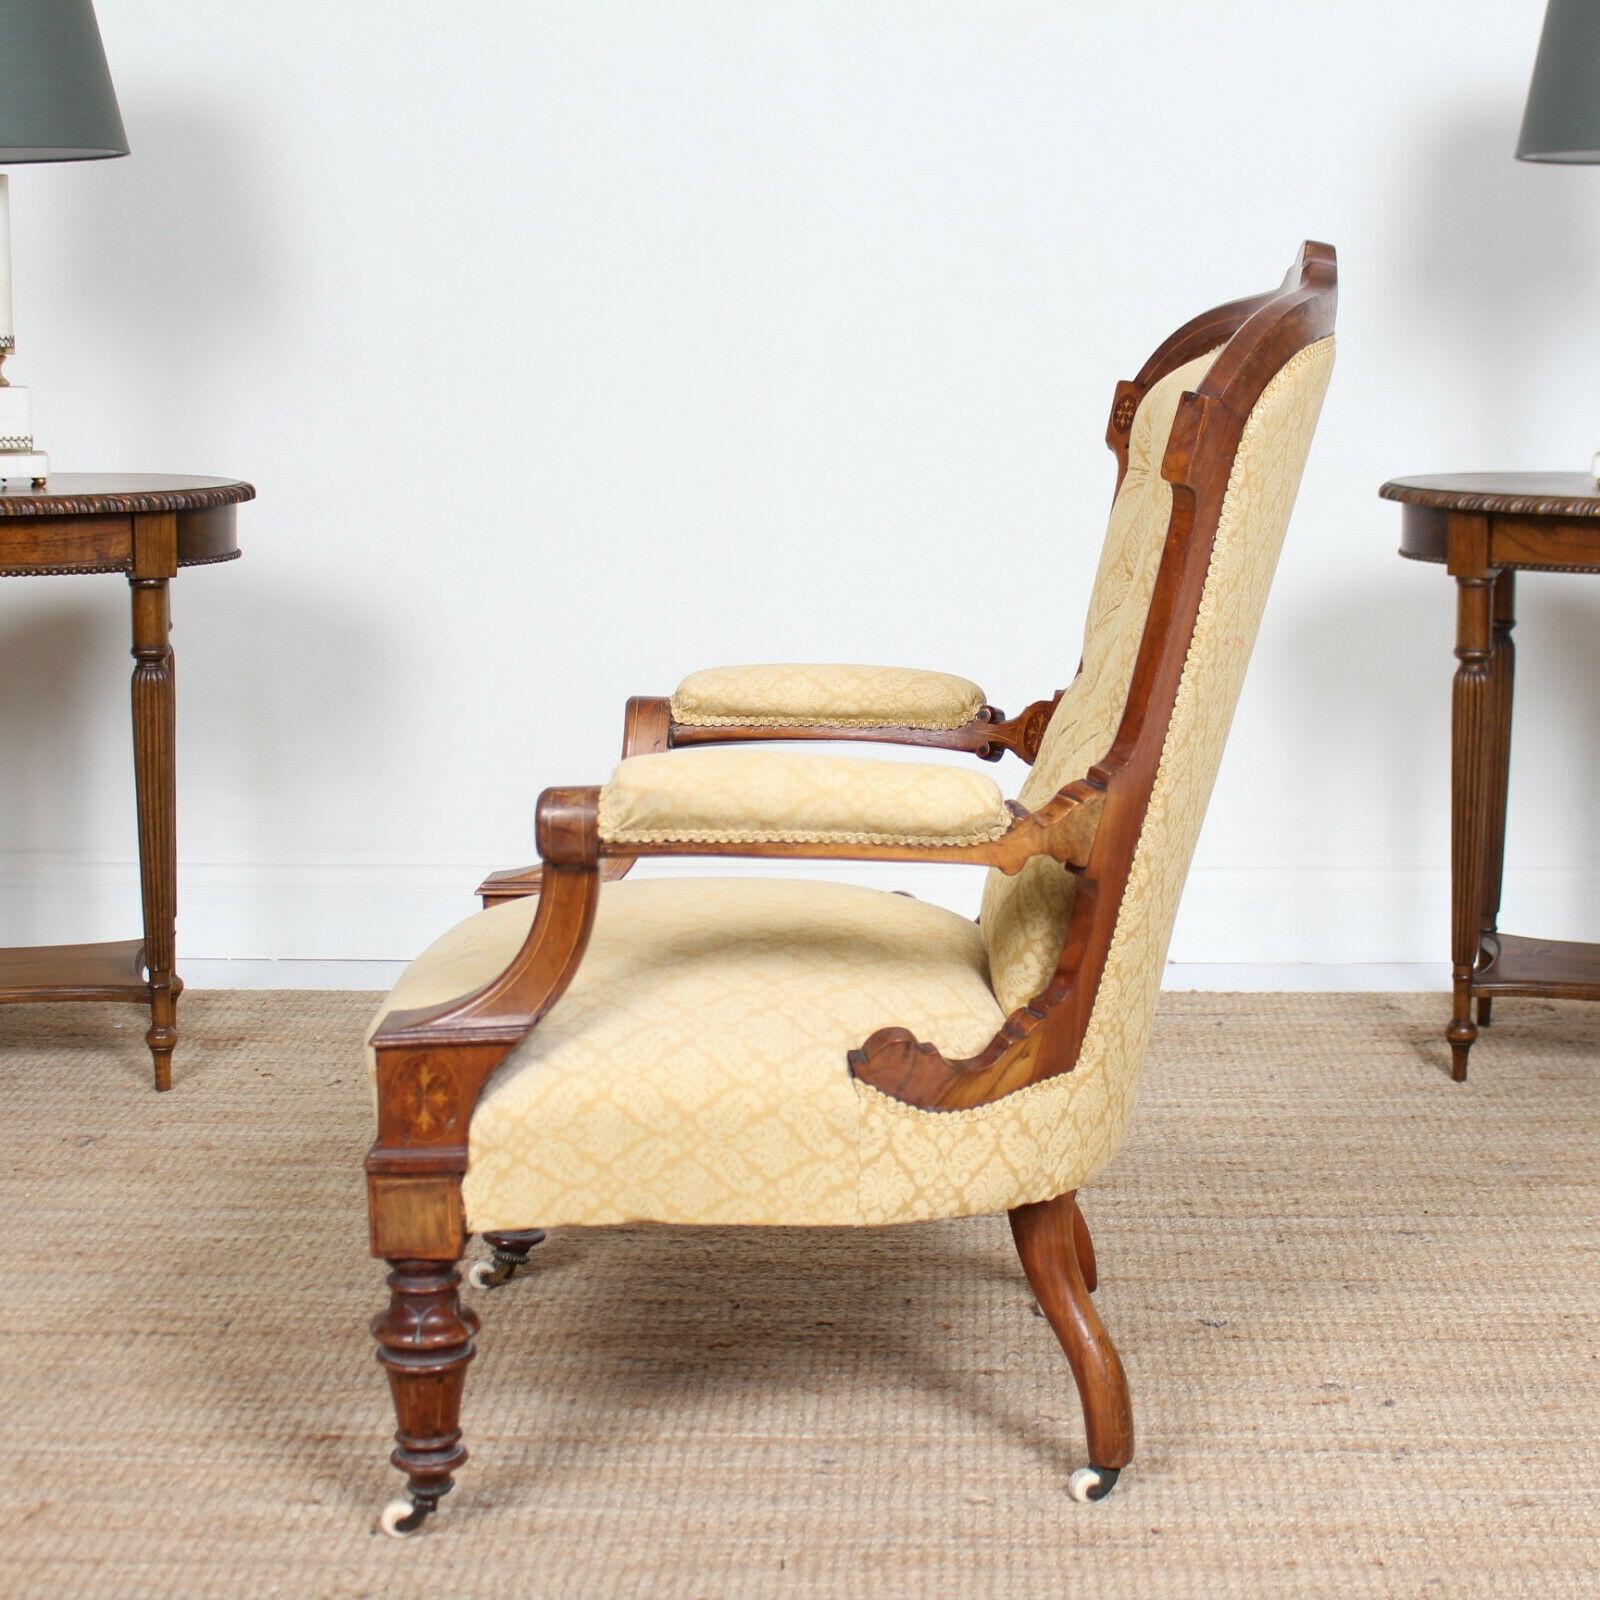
[0,939,152,1005]
[1474,933,1600,1001]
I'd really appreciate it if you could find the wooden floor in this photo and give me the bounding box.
[1,990,1596,1599]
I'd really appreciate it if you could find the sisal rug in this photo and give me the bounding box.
[0,991,1596,1599]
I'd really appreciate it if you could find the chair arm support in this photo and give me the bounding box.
[669,701,1050,763]
[474,687,1064,908]
[599,748,1015,850]
[598,761,1103,875]
[367,788,602,1189]
[662,666,1063,765]
[474,697,673,906]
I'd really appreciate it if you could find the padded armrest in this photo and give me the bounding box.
[669,663,986,730]
[597,748,1014,847]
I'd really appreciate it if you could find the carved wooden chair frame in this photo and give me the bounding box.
[366,242,1338,1532]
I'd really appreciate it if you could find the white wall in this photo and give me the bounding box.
[2,0,1596,970]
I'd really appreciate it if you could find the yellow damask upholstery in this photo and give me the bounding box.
[598,747,1013,847]
[861,337,1341,1230]
[370,335,1333,1237]
[671,663,986,729]
[863,338,1336,1222]
[981,346,1220,1014]
[367,878,1008,1230]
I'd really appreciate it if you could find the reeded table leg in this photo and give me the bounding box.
[1449,573,1496,1081]
[1476,570,1516,1030]
[130,513,180,1090]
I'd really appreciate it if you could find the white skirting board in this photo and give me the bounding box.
[0,849,1590,977]
[176,957,1451,993]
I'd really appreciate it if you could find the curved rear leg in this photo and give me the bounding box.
[1009,1190,1132,1500]
[1071,1195,1098,1292]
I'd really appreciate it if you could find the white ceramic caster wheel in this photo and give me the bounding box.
[1068,1465,1121,1503]
[466,1259,497,1290]
[379,1498,430,1538]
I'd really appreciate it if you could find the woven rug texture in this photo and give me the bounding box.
[1,990,1595,1599]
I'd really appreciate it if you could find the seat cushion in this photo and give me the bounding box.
[371,875,1140,1230]
[370,877,1007,1229]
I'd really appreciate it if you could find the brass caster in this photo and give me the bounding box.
[467,1229,546,1289]
[1068,1465,1121,1503]
[379,1496,433,1538]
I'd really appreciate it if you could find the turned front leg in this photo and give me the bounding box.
[129,511,180,1091]
[1449,572,1496,1081]
[372,1257,480,1534]
[367,1162,494,1535]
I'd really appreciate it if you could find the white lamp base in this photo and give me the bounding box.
[0,375,45,483]
[0,448,48,486]
[0,174,46,487]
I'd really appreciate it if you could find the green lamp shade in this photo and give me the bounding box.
[0,0,127,162]
[1519,0,1600,162]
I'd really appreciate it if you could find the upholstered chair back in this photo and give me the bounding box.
[979,294,1335,1118]
[980,346,1221,1013]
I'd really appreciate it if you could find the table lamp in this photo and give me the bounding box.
[0,0,127,487]
[1518,0,1600,478]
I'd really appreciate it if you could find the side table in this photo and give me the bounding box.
[0,474,254,1089]
[1382,471,1600,1080]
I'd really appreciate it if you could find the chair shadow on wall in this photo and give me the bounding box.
[1268,577,1440,933]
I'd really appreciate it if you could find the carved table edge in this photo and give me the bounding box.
[0,481,256,517]
[1380,481,1600,518]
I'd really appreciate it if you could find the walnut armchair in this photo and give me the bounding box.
[365,242,1338,1535]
